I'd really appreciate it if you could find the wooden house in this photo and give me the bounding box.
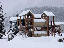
[10,10,59,37]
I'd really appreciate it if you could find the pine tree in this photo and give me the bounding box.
[0,5,5,38]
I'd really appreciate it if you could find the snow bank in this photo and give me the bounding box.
[9,35,64,48]
[0,33,64,48]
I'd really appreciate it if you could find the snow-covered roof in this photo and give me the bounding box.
[43,11,55,16]
[19,10,32,16]
[9,16,23,21]
[34,19,46,22]
[49,22,64,25]
[34,14,41,18]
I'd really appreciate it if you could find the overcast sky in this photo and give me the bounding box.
[0,0,64,16]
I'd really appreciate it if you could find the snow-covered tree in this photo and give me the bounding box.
[0,4,5,38]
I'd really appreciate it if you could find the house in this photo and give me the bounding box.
[9,10,63,37]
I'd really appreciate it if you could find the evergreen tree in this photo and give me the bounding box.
[0,5,5,38]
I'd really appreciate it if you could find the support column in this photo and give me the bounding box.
[53,16,55,37]
[53,16,54,25]
[51,21,53,36]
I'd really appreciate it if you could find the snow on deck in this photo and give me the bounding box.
[34,14,41,18]
[34,19,46,22]
[43,11,55,16]
[34,31,47,34]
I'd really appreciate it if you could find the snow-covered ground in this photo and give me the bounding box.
[0,33,64,48]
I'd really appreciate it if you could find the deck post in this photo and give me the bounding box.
[53,16,54,25]
[47,16,49,36]
[51,21,53,36]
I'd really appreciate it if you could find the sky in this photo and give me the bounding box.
[0,0,64,16]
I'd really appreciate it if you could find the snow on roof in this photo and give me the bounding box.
[49,22,64,25]
[43,11,55,16]
[34,19,46,22]
[9,16,23,21]
[34,14,41,18]
[19,10,32,16]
